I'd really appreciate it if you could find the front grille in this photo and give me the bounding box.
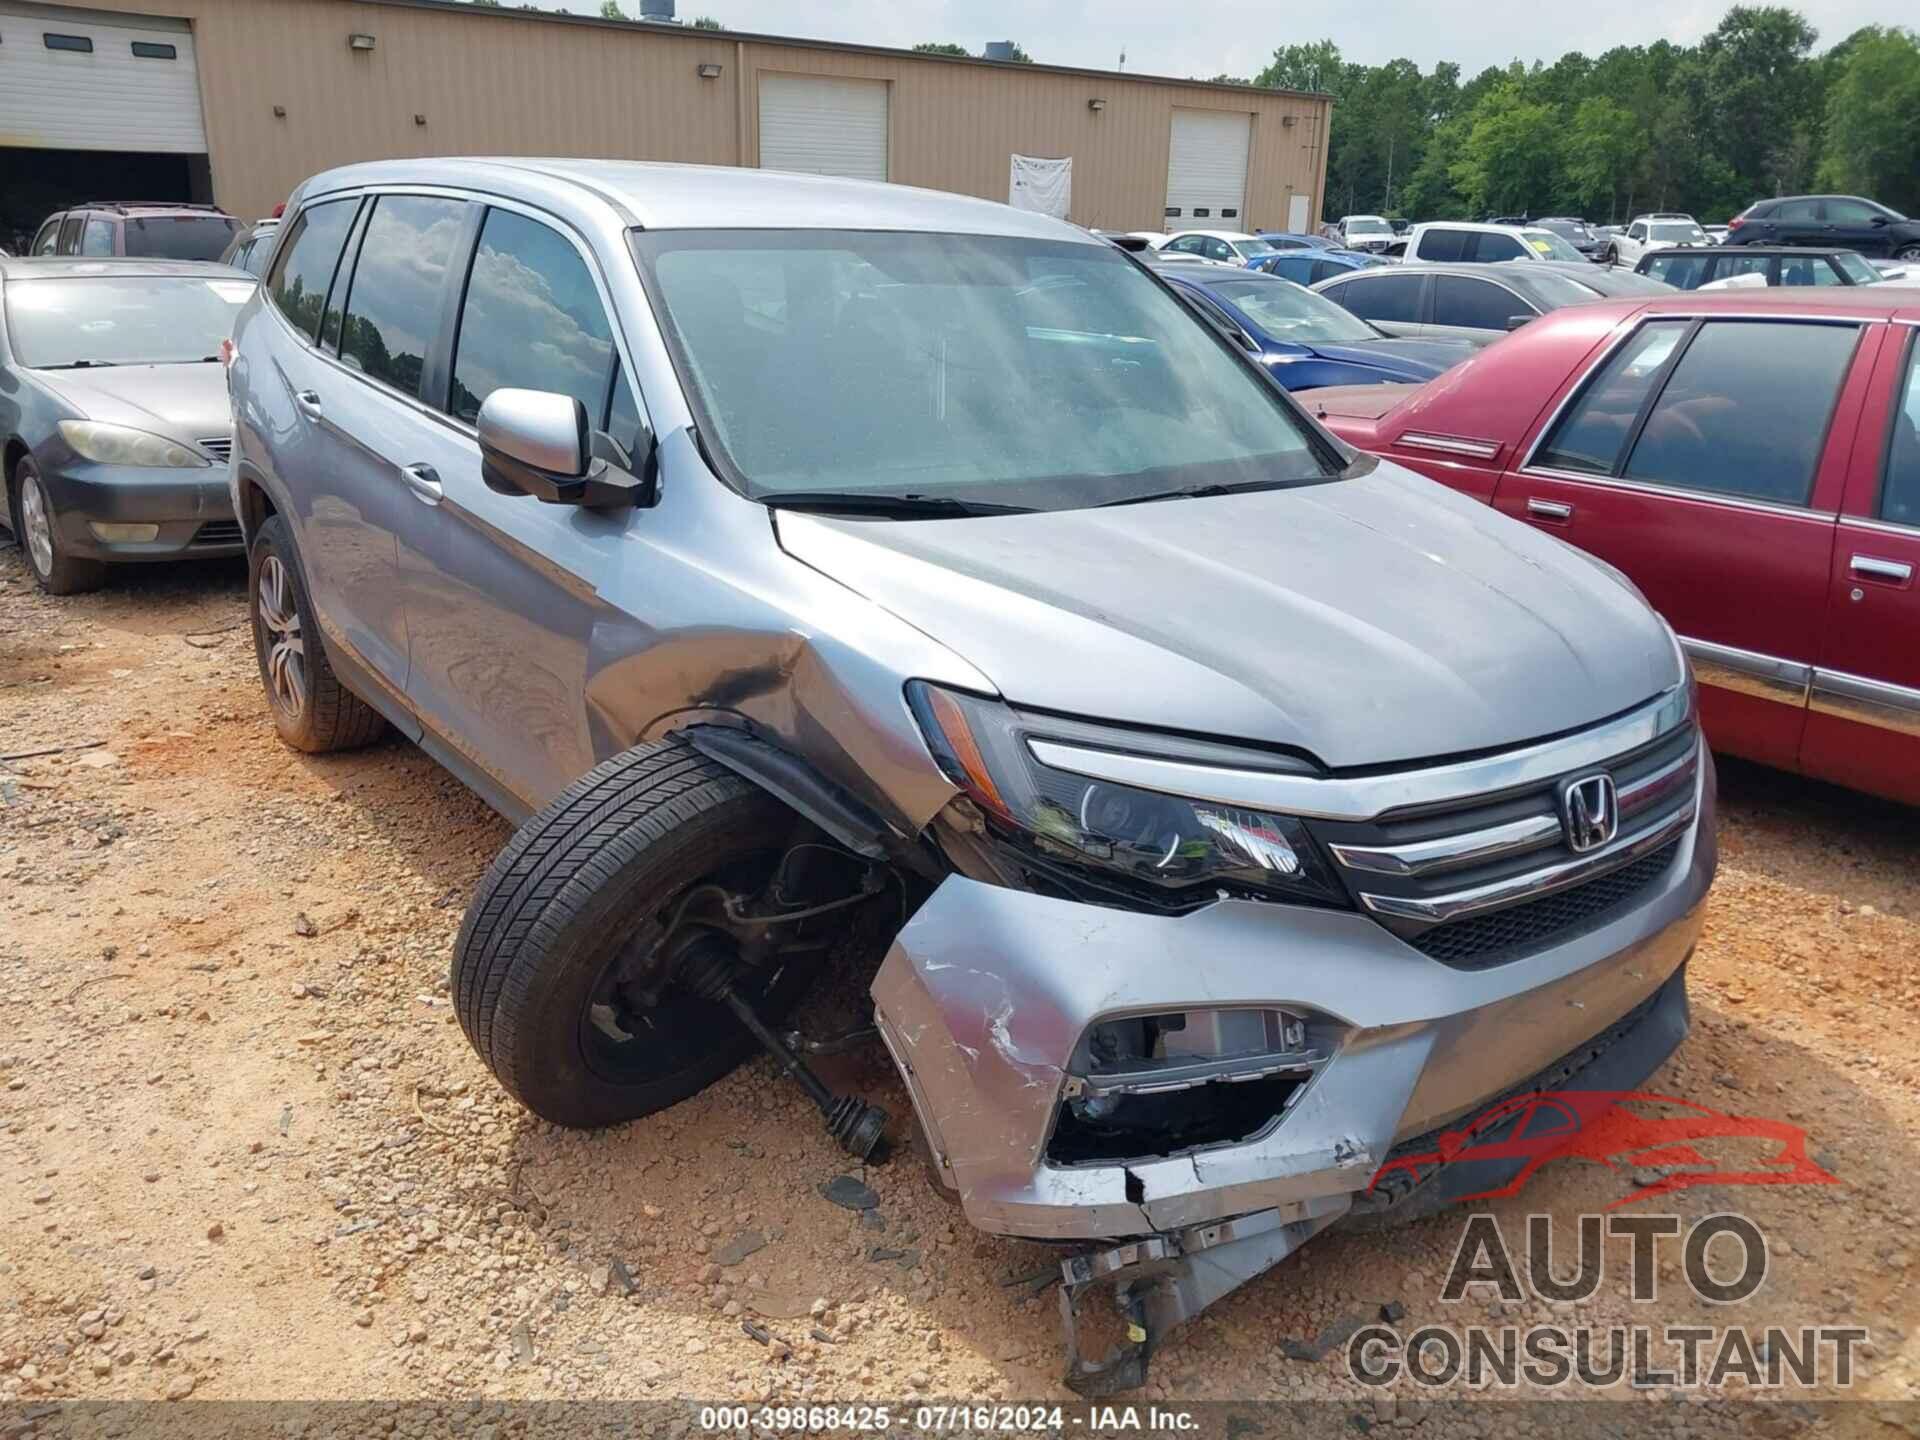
[197,436,233,463]
[191,520,243,547]
[1410,841,1680,968]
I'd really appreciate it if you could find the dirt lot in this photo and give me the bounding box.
[1,542,1917,1424]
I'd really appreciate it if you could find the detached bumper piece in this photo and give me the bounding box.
[1058,1198,1347,1395]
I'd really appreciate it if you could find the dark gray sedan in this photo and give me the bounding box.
[1,258,255,593]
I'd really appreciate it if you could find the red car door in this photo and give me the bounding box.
[1491,314,1882,773]
[1800,322,1920,805]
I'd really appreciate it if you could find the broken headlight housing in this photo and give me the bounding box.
[907,681,1346,909]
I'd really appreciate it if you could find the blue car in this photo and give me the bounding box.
[1161,268,1475,391]
[1252,249,1385,286]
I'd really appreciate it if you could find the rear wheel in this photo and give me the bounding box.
[247,513,386,753]
[13,457,106,596]
[453,738,828,1130]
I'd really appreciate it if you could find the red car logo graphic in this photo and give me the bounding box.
[1369,1090,1841,1208]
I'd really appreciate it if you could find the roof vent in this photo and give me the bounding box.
[982,41,1019,61]
[639,0,676,19]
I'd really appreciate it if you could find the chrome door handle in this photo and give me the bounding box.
[1850,554,1912,584]
[401,464,443,504]
[1527,498,1574,521]
[294,390,323,420]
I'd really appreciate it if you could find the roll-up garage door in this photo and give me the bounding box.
[1165,108,1252,225]
[758,74,888,183]
[0,3,208,153]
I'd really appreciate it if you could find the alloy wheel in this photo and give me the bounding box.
[19,473,55,578]
[256,554,308,716]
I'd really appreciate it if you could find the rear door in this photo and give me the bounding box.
[1800,323,1920,804]
[1494,314,1877,772]
[1772,198,1826,248]
[1323,270,1426,338]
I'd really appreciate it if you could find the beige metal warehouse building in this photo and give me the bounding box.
[0,0,1330,244]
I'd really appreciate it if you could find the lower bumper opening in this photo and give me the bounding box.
[1047,1070,1310,1165]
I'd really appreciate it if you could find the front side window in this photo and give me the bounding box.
[1883,340,1920,528]
[1831,252,1881,285]
[1777,255,1841,287]
[1623,322,1858,505]
[635,229,1335,510]
[1165,235,1205,256]
[1627,224,1647,241]
[1335,273,1421,324]
[268,199,358,343]
[338,195,469,400]
[450,209,617,427]
[1204,238,1234,262]
[1433,276,1526,331]
[123,214,238,260]
[1472,232,1526,262]
[4,275,256,369]
[1822,199,1884,224]
[79,219,115,256]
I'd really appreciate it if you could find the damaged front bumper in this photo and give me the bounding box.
[869,752,1715,1389]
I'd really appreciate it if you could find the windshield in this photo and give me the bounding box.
[1540,220,1592,242]
[1236,237,1278,258]
[5,275,257,368]
[1831,251,1881,284]
[635,230,1335,510]
[1205,278,1378,345]
[1649,223,1707,244]
[122,214,239,260]
[1521,230,1587,262]
[1345,218,1390,235]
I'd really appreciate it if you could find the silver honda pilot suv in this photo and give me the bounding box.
[227,158,1715,1391]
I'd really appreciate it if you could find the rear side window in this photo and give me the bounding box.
[1308,258,1344,285]
[1535,321,1690,474]
[449,209,618,426]
[338,196,469,399]
[1433,276,1524,331]
[58,217,82,254]
[1884,340,1920,528]
[1775,199,1819,221]
[1415,228,1469,262]
[79,219,115,257]
[268,199,358,343]
[1470,232,1525,262]
[1333,274,1421,324]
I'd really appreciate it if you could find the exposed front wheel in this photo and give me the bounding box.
[452,738,843,1130]
[1897,244,1920,262]
[13,458,106,596]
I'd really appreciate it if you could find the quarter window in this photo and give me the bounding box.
[1433,276,1525,332]
[32,221,60,255]
[1332,274,1421,325]
[1623,322,1858,506]
[449,209,618,428]
[337,195,469,400]
[1883,341,1920,528]
[267,199,358,344]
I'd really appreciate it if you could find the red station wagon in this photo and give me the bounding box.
[1310,290,1920,807]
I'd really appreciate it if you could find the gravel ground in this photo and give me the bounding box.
[1,543,1916,1425]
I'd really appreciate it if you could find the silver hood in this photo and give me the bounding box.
[775,464,1681,770]
[33,363,233,449]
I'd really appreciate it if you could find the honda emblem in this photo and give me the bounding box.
[1561,773,1619,853]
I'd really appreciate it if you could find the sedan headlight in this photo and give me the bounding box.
[908,681,1347,908]
[58,421,210,469]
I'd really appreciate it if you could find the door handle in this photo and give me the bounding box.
[401,463,443,505]
[293,390,323,420]
[1850,554,1913,585]
[1527,497,1574,522]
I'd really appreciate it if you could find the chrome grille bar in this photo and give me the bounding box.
[1329,813,1561,878]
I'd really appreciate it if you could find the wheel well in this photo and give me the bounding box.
[236,473,277,541]
[3,438,27,525]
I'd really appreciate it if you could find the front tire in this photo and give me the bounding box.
[13,457,106,596]
[247,513,385,753]
[453,738,814,1130]
[1897,244,1920,263]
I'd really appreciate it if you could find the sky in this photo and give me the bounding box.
[539,1,1906,78]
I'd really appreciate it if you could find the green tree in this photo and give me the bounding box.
[1562,97,1644,220]
[1255,39,1343,94]
[597,0,622,16]
[1697,6,1820,190]
[1001,42,1033,64]
[913,42,970,56]
[690,15,725,27]
[1817,26,1920,215]
[1449,83,1561,216]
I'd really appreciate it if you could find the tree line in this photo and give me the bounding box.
[1227,6,1920,224]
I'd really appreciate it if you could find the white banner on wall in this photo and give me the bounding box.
[1008,154,1072,220]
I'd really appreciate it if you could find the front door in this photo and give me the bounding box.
[1493,315,1877,772]
[1820,197,1893,259]
[1800,325,1920,804]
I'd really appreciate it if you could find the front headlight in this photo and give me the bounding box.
[908,681,1347,909]
[58,421,210,469]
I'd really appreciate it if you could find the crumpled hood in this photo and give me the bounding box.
[32,363,233,447]
[775,464,1680,770]
[1307,337,1476,381]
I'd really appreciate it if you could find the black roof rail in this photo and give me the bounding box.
[75,201,229,214]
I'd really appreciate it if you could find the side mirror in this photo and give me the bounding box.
[1870,215,1889,226]
[1505,314,1534,331]
[477,388,647,509]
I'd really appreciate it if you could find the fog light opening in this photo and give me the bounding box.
[88,522,160,543]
